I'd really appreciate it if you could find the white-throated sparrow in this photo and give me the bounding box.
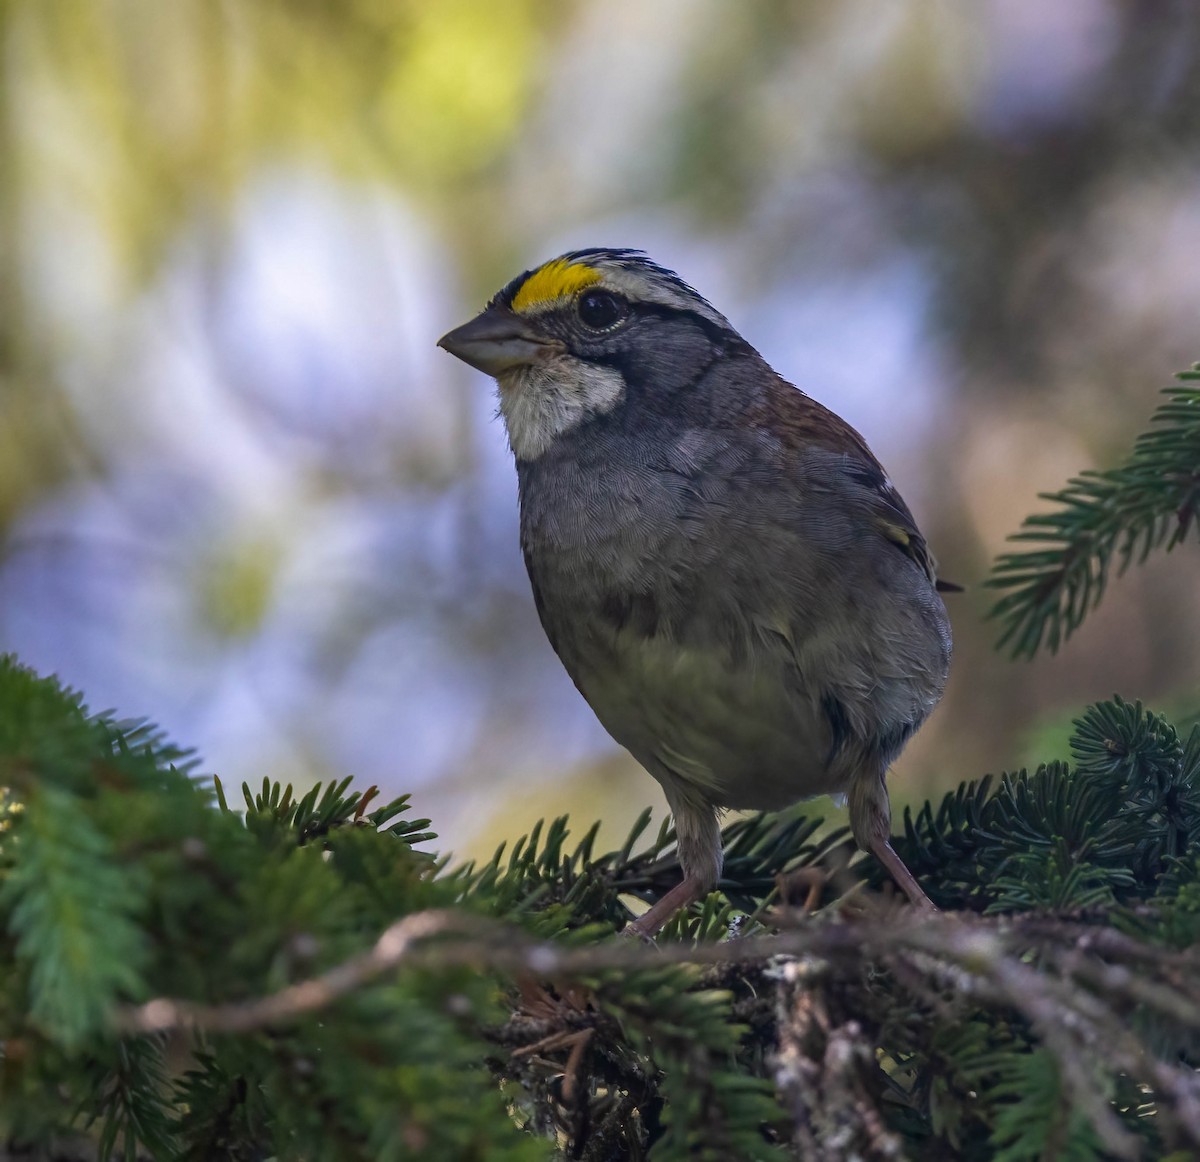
[439,249,952,936]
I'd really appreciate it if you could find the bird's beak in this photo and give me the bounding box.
[437,306,554,377]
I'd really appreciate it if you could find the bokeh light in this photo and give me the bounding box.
[1,0,1197,861]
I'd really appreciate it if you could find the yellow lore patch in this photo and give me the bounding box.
[511,258,601,313]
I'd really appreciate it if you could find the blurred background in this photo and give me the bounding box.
[1,0,1198,861]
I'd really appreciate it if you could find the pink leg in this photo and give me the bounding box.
[869,836,936,910]
[622,875,709,940]
[622,791,722,940]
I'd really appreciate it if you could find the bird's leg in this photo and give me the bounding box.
[867,835,936,910]
[623,790,722,940]
[849,767,937,911]
[623,874,710,940]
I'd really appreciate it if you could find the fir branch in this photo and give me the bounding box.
[0,785,148,1046]
[6,654,1200,1159]
[895,696,1200,911]
[109,907,1197,1028]
[111,907,1200,1154]
[988,1049,1102,1162]
[987,368,1200,658]
[86,1037,174,1162]
[114,909,468,1035]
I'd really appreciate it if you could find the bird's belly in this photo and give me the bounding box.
[569,628,844,810]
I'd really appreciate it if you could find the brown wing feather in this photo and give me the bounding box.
[751,373,956,589]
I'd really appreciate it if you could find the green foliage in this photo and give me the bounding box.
[989,1050,1102,1162]
[591,966,784,1161]
[1,653,1198,1160]
[0,655,544,1161]
[1,783,148,1046]
[896,696,1199,912]
[988,367,1200,658]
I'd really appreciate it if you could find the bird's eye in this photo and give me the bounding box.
[577,290,627,331]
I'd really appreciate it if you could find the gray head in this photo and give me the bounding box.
[438,249,752,460]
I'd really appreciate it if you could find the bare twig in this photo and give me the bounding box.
[112,909,875,1034]
[113,907,1198,1034]
[114,909,471,1034]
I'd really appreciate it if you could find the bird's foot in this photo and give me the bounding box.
[777,866,827,912]
[621,875,709,940]
[870,837,937,911]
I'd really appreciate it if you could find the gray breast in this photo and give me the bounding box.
[515,421,891,809]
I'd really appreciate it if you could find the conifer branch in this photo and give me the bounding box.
[4,655,1200,1158]
[987,367,1200,657]
[114,909,468,1034]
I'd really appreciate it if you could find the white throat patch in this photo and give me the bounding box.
[497,358,625,460]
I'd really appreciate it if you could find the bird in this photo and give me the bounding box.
[438,248,952,937]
